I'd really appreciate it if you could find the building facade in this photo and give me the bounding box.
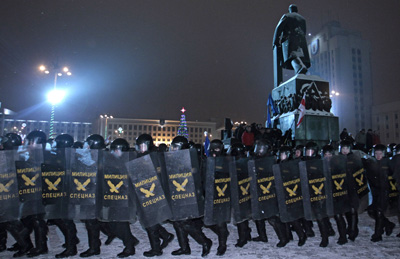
[2,119,92,142]
[96,117,217,147]
[372,101,400,144]
[308,21,373,135]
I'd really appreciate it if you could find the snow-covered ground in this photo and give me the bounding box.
[2,212,399,258]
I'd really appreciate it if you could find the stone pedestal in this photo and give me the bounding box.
[269,74,339,147]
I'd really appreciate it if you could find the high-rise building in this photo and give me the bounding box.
[372,101,400,144]
[308,21,373,136]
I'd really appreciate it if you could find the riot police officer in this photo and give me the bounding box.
[135,134,174,257]
[304,142,330,247]
[169,136,212,257]
[253,140,289,247]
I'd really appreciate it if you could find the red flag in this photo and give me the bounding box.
[296,93,306,128]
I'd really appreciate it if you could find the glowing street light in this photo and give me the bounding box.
[39,63,72,138]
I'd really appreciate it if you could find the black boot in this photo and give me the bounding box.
[327,219,335,237]
[334,215,348,245]
[269,217,289,248]
[26,216,48,257]
[317,218,329,247]
[183,221,212,257]
[216,223,229,256]
[384,217,395,236]
[117,246,135,258]
[55,220,78,258]
[235,221,251,248]
[301,219,315,237]
[8,243,20,252]
[371,211,385,242]
[143,226,162,257]
[100,222,116,245]
[80,220,101,257]
[159,225,174,250]
[171,222,190,256]
[6,222,33,258]
[285,223,293,241]
[252,220,268,242]
[0,224,6,252]
[346,209,359,241]
[292,220,307,246]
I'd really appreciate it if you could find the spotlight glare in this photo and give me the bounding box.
[39,65,46,71]
[47,89,66,105]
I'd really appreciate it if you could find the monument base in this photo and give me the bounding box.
[269,74,339,147]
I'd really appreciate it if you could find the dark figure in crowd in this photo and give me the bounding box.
[253,140,289,247]
[340,128,349,141]
[169,136,212,257]
[135,134,174,257]
[0,133,34,257]
[207,139,230,256]
[339,140,360,241]
[49,134,80,258]
[278,146,307,246]
[227,142,252,248]
[107,138,139,257]
[241,125,254,152]
[365,144,395,242]
[322,145,348,245]
[303,142,330,247]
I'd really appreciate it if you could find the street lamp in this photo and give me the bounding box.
[39,64,72,138]
[100,114,113,139]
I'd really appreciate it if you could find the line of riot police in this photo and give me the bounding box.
[0,131,399,258]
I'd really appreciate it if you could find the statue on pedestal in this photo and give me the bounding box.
[273,4,311,87]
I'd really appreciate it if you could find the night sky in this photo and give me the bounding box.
[1,0,399,125]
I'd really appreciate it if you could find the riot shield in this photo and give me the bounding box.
[0,150,20,222]
[204,157,232,226]
[299,159,333,220]
[41,148,70,219]
[365,157,390,213]
[387,155,400,216]
[328,155,352,215]
[127,154,171,228]
[14,146,45,218]
[273,160,304,223]
[346,153,369,213]
[150,152,169,196]
[248,156,279,220]
[67,148,98,220]
[163,149,203,221]
[99,150,136,222]
[230,157,252,224]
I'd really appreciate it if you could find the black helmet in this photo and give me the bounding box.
[294,145,304,158]
[278,146,292,161]
[227,142,245,158]
[372,144,386,158]
[26,130,47,148]
[254,139,270,158]
[86,134,106,150]
[170,136,189,151]
[209,139,224,157]
[55,134,74,148]
[393,144,400,156]
[305,141,319,157]
[322,144,335,157]
[158,143,168,152]
[188,141,195,149]
[111,138,130,152]
[136,134,154,153]
[72,141,84,149]
[387,143,396,157]
[3,133,22,150]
